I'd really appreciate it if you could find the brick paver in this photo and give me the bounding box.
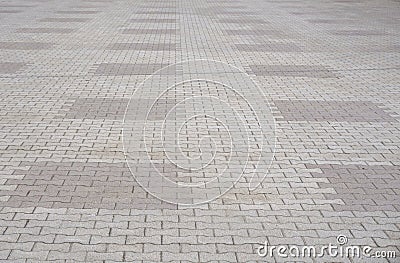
[0,0,399,262]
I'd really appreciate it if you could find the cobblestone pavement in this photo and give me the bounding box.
[0,0,399,262]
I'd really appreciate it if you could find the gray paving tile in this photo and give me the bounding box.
[225,29,281,36]
[215,10,256,15]
[107,43,176,51]
[39,18,90,22]
[0,62,27,74]
[129,18,177,23]
[71,5,103,8]
[122,29,177,34]
[235,43,302,52]
[308,164,400,212]
[274,100,396,122]
[219,17,267,23]
[0,42,54,50]
[83,0,108,2]
[133,11,177,14]
[306,18,356,24]
[247,65,339,78]
[56,10,99,14]
[127,98,178,121]
[1,161,178,209]
[139,4,176,8]
[0,0,399,261]
[330,29,389,36]
[94,63,169,75]
[0,4,36,7]
[0,10,22,13]
[16,28,75,33]
[63,98,129,120]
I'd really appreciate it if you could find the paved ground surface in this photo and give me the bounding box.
[0,0,399,262]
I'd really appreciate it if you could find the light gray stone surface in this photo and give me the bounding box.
[0,0,399,261]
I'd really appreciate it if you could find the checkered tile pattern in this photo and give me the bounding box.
[0,0,399,261]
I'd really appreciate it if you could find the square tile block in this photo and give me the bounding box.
[308,164,400,211]
[306,19,355,24]
[219,18,267,23]
[0,4,35,7]
[39,18,90,22]
[133,11,176,14]
[225,29,281,36]
[63,98,129,120]
[0,62,27,74]
[56,10,99,14]
[216,11,256,15]
[0,10,22,13]
[235,43,302,52]
[0,42,54,50]
[122,29,177,34]
[330,30,388,36]
[129,18,177,23]
[2,161,177,209]
[247,65,339,78]
[94,63,169,76]
[16,28,75,33]
[107,43,176,51]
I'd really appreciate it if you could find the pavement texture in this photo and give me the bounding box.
[0,0,399,262]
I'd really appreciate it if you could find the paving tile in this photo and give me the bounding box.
[9,250,49,260]
[330,29,389,36]
[129,18,177,23]
[16,28,75,33]
[71,5,103,8]
[247,65,339,78]
[107,43,176,51]
[306,18,356,24]
[39,18,90,22]
[235,43,302,52]
[308,164,400,212]
[56,10,99,14]
[133,11,177,14]
[0,162,176,210]
[0,42,54,50]
[0,62,27,74]
[122,28,178,34]
[0,10,22,13]
[47,251,86,261]
[215,10,256,15]
[0,0,399,261]
[274,100,396,122]
[94,63,169,75]
[0,5,36,7]
[219,17,267,23]
[225,29,281,36]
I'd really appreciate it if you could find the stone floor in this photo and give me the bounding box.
[0,0,399,262]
